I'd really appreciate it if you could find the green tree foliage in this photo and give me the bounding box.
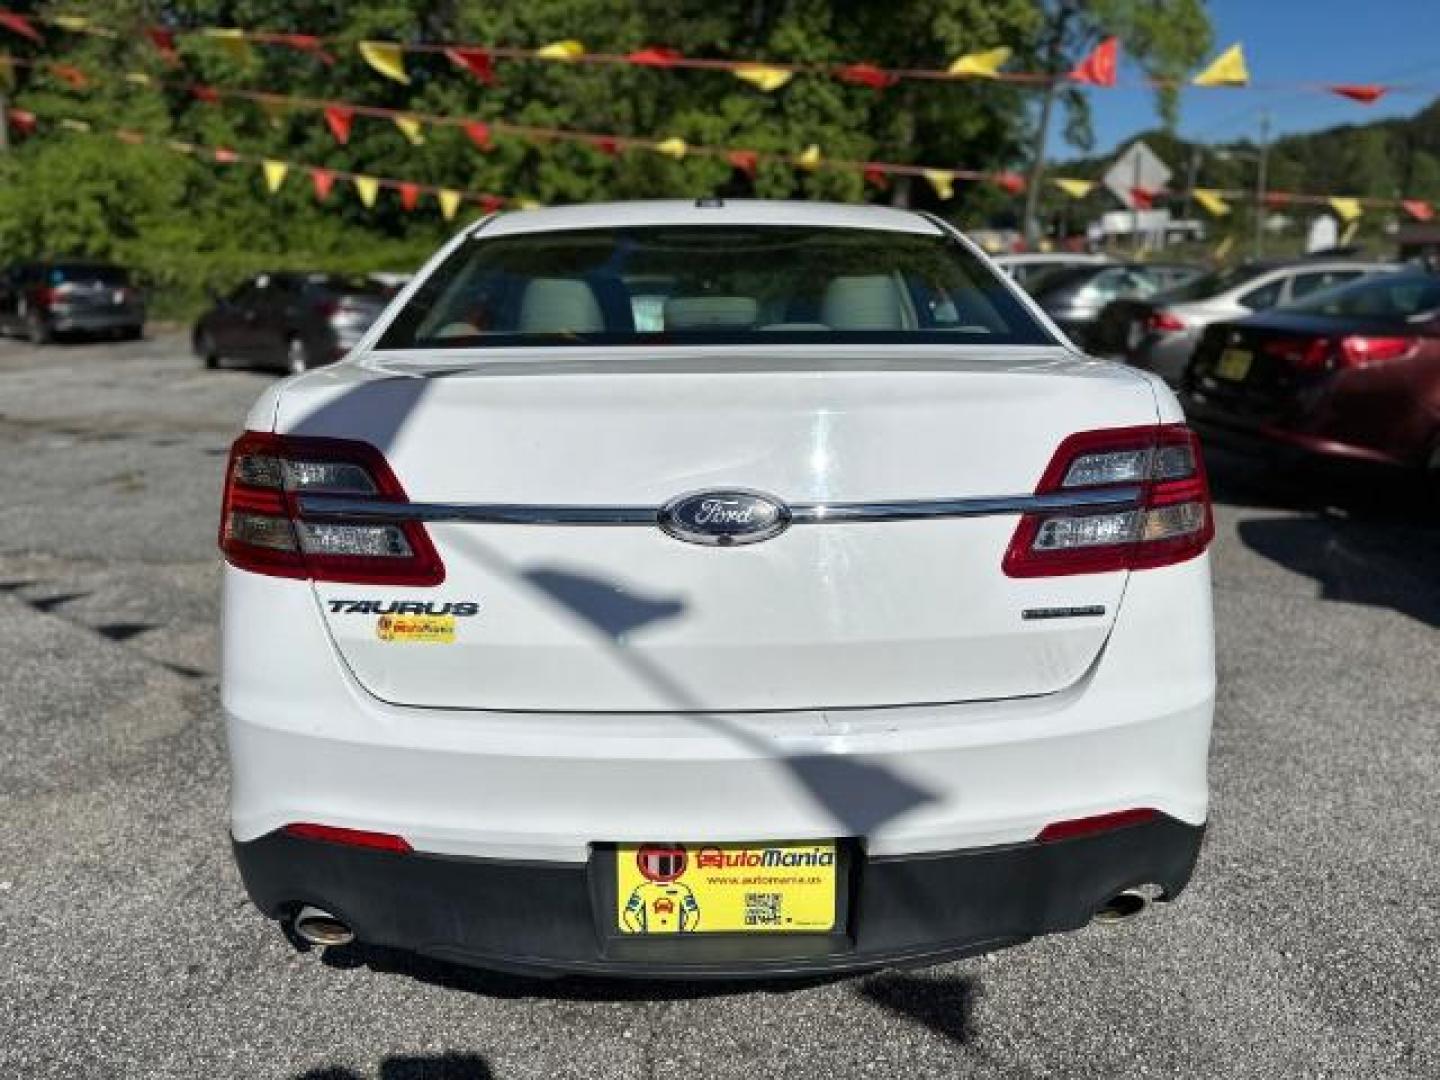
[0,0,1052,310]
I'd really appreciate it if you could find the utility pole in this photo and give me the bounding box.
[0,91,10,153]
[1254,111,1270,258]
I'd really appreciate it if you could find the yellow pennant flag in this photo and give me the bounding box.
[52,15,90,31]
[204,28,252,64]
[124,71,152,86]
[1340,218,1361,245]
[262,160,288,194]
[1192,43,1249,87]
[1329,196,1362,222]
[167,140,195,155]
[1193,188,1231,216]
[60,118,92,132]
[732,64,793,92]
[1213,235,1235,260]
[358,41,409,84]
[393,115,426,146]
[795,144,823,171]
[1052,177,1095,199]
[353,175,380,208]
[515,198,544,210]
[438,189,463,221]
[535,39,585,61]
[654,136,689,160]
[947,46,1011,79]
[924,169,956,201]
[0,53,12,89]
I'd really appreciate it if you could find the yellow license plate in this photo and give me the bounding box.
[1216,347,1253,381]
[617,841,838,934]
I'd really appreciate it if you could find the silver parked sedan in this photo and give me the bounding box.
[1091,259,1400,385]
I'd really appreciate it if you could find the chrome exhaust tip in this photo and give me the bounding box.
[1093,888,1149,924]
[293,905,355,947]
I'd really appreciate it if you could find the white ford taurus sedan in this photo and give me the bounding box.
[220,199,1215,978]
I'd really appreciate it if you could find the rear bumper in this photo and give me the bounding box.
[1184,402,1413,471]
[49,307,145,332]
[234,815,1205,978]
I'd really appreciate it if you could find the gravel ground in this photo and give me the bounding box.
[1,331,1437,1079]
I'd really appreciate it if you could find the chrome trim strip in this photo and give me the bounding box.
[297,486,1141,526]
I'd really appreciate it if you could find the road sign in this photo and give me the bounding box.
[1104,141,1172,210]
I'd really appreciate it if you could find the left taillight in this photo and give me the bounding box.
[1003,424,1214,578]
[219,431,444,585]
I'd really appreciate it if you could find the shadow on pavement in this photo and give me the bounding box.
[1205,448,1440,628]
[856,970,977,1045]
[292,1053,492,1079]
[317,939,843,1002]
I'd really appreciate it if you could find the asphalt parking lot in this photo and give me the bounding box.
[2,331,1437,1079]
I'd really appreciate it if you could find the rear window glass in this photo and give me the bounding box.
[1287,274,1440,320]
[1158,264,1268,303]
[302,275,390,297]
[49,264,129,286]
[378,225,1054,349]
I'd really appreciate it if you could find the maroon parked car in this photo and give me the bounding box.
[1181,272,1440,479]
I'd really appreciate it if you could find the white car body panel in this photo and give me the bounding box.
[222,200,1214,873]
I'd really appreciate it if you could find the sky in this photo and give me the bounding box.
[1052,0,1440,160]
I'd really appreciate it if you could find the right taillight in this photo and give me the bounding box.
[1003,424,1214,577]
[219,431,444,585]
[1146,310,1186,334]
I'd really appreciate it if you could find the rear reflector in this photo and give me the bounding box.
[219,432,443,585]
[1036,807,1160,843]
[282,823,413,853]
[1004,424,1213,577]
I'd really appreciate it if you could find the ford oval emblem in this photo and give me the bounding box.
[658,489,791,546]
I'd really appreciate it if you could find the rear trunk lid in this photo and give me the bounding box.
[278,347,1159,712]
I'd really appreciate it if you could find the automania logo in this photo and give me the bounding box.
[694,846,834,870]
[658,489,791,546]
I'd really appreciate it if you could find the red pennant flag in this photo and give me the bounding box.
[862,165,890,190]
[323,105,354,145]
[6,109,37,134]
[627,47,683,68]
[398,183,421,212]
[447,46,496,85]
[310,168,336,201]
[277,34,335,65]
[1264,192,1290,209]
[993,171,1027,195]
[727,149,759,179]
[479,194,506,214]
[146,27,179,63]
[0,12,42,43]
[1129,187,1156,210]
[590,135,620,156]
[190,84,221,104]
[1329,84,1386,105]
[1402,199,1434,222]
[213,147,239,164]
[51,63,89,89]
[837,63,897,90]
[463,121,493,151]
[1070,37,1118,87]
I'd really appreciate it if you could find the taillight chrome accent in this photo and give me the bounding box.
[1003,424,1213,577]
[219,431,444,585]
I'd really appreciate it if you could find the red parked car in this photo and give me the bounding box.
[1181,272,1440,482]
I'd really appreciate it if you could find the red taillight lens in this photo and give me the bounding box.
[1036,807,1160,843]
[1260,336,1332,373]
[282,823,413,853]
[1337,334,1414,369]
[33,286,61,309]
[1003,424,1214,578]
[219,431,444,585]
[1146,310,1186,333]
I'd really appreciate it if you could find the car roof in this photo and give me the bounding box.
[993,253,1110,264]
[474,199,944,239]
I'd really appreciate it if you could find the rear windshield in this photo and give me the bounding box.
[48,263,129,286]
[1286,273,1440,320]
[302,274,391,297]
[377,225,1054,349]
[1157,264,1269,303]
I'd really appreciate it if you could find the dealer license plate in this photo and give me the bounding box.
[616,841,838,934]
[1216,347,1253,381]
